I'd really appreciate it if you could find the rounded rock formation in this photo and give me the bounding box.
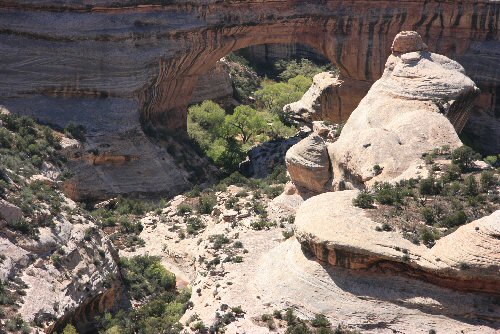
[391,31,428,53]
[285,133,330,193]
[294,190,500,295]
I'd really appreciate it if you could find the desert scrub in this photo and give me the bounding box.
[119,255,176,302]
[0,113,64,177]
[197,191,217,214]
[177,203,194,215]
[209,234,231,250]
[186,216,206,235]
[98,257,190,334]
[349,153,499,245]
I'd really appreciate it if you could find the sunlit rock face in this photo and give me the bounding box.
[0,1,498,198]
[295,190,500,295]
[286,31,479,192]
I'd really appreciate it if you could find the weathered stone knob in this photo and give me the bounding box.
[391,31,428,54]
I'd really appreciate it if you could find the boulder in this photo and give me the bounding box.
[0,199,23,224]
[285,134,331,193]
[295,190,500,295]
[391,30,428,53]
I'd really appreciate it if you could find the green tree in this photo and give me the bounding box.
[276,58,334,81]
[187,100,226,150]
[451,146,480,171]
[254,76,311,118]
[223,105,267,143]
[62,324,79,334]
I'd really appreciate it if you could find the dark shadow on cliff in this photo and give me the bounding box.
[299,246,500,330]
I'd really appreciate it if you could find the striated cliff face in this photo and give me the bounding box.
[0,0,498,197]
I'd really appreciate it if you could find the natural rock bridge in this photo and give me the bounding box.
[0,0,499,198]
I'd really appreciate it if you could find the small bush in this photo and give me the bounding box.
[462,175,479,196]
[51,254,62,268]
[451,146,480,171]
[373,164,383,176]
[311,314,331,328]
[177,203,193,215]
[484,155,498,167]
[374,182,403,205]
[352,191,374,209]
[209,234,230,250]
[187,216,205,235]
[119,255,176,302]
[441,210,467,228]
[420,207,435,225]
[420,227,435,246]
[64,122,86,142]
[480,171,496,191]
[282,229,294,240]
[250,219,275,231]
[419,178,441,196]
[197,192,217,214]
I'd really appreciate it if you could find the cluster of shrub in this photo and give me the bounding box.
[95,255,191,334]
[188,57,333,173]
[260,309,360,334]
[353,146,499,245]
[0,113,72,240]
[89,196,161,249]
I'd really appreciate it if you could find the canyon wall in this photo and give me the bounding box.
[0,0,498,197]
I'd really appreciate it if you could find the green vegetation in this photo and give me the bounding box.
[64,122,86,142]
[0,113,68,240]
[120,255,176,301]
[352,146,499,245]
[62,324,79,334]
[352,191,374,209]
[275,58,336,81]
[90,196,157,250]
[97,256,191,334]
[188,56,332,174]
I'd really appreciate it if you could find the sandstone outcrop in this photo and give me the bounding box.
[328,32,479,188]
[0,1,498,198]
[286,32,480,191]
[295,190,500,295]
[285,134,331,193]
[0,210,120,329]
[284,72,342,124]
[0,199,23,224]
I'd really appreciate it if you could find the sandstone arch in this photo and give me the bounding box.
[0,0,499,198]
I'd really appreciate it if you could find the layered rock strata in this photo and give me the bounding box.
[287,31,480,191]
[0,0,499,198]
[295,190,500,295]
[190,60,233,105]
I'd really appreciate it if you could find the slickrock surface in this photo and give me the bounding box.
[285,134,331,193]
[294,190,500,295]
[255,240,499,334]
[0,1,499,200]
[106,182,499,334]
